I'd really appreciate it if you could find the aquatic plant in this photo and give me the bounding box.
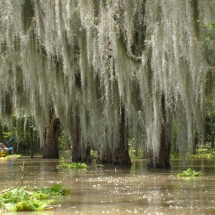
[177,168,202,177]
[0,184,70,212]
[57,162,88,170]
[6,154,21,159]
[33,183,70,196]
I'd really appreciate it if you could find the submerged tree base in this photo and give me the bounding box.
[147,147,171,169]
[96,147,132,167]
[147,160,171,169]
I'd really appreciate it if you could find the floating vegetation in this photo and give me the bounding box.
[0,155,21,161]
[0,184,70,212]
[6,154,21,159]
[33,184,70,196]
[57,162,88,170]
[177,168,202,178]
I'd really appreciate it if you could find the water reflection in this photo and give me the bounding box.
[1,158,215,214]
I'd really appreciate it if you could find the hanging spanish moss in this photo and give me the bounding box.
[0,0,215,167]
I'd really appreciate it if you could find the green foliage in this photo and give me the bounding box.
[128,138,148,160]
[177,168,202,178]
[1,113,40,155]
[204,22,215,46]
[205,98,215,145]
[190,148,215,159]
[58,132,71,150]
[170,151,180,159]
[57,162,88,170]
[0,184,70,212]
[2,131,14,142]
[33,184,70,196]
[91,150,97,159]
[6,154,21,159]
[12,114,38,144]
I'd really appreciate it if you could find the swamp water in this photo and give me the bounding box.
[0,158,215,215]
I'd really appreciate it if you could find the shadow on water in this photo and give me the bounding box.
[1,157,215,214]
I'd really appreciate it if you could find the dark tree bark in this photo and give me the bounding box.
[96,146,113,165]
[112,104,131,166]
[96,104,131,167]
[42,113,61,158]
[71,114,92,162]
[30,141,34,158]
[71,114,81,162]
[147,95,171,169]
[211,137,214,148]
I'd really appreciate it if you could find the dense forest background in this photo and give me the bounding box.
[0,1,215,168]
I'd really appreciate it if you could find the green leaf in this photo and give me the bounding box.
[57,162,88,170]
[33,192,50,200]
[0,184,69,212]
[4,203,17,212]
[177,168,202,177]
[51,184,61,192]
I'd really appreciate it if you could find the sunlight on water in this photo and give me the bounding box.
[1,158,215,214]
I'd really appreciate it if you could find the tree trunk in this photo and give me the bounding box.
[71,114,92,162]
[96,146,113,165]
[112,104,131,166]
[211,136,214,148]
[30,141,34,158]
[96,104,131,167]
[43,117,61,158]
[148,95,171,169]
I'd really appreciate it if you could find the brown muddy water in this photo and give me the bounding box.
[1,158,215,215]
